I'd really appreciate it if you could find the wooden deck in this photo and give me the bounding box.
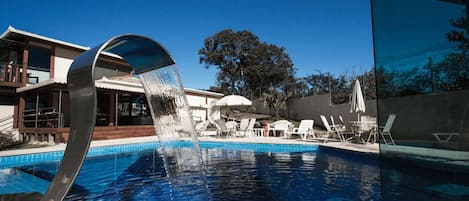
[19,125,156,143]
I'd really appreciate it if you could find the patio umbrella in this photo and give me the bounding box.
[215,95,252,121]
[350,79,366,120]
[215,94,252,107]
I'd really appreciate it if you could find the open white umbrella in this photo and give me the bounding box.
[214,95,252,122]
[215,95,252,107]
[350,79,366,120]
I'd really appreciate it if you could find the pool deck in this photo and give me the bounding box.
[0,136,379,157]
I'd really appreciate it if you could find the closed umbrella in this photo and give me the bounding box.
[350,79,366,120]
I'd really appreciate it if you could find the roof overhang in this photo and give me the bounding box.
[0,26,123,59]
[16,77,224,97]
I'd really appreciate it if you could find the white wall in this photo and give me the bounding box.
[186,94,222,121]
[207,97,218,106]
[0,105,14,119]
[187,94,207,121]
[54,47,80,79]
[186,95,206,107]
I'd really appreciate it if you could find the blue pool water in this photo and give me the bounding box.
[0,142,381,201]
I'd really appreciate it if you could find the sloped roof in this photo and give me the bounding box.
[16,76,224,97]
[0,26,122,59]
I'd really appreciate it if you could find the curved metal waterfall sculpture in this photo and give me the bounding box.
[40,35,206,201]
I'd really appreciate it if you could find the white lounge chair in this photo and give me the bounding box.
[236,118,256,137]
[195,120,209,136]
[330,115,346,132]
[225,121,238,136]
[238,119,249,134]
[287,120,314,140]
[320,115,349,143]
[379,114,396,145]
[271,120,292,138]
[245,118,257,137]
[216,119,237,137]
[339,115,345,125]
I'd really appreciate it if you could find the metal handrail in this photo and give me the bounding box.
[22,108,63,128]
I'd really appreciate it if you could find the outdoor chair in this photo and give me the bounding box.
[330,115,346,132]
[270,120,292,138]
[339,115,345,125]
[236,118,256,137]
[320,115,350,143]
[379,114,396,145]
[215,119,236,137]
[235,118,250,136]
[286,120,315,140]
[225,121,238,133]
[195,120,209,136]
[245,118,257,137]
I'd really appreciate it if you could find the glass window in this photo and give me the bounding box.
[118,94,152,125]
[28,47,51,83]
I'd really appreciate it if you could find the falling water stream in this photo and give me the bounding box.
[35,35,211,201]
[139,65,211,200]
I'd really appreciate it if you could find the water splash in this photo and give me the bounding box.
[139,65,211,200]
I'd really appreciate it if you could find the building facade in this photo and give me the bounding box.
[0,26,223,144]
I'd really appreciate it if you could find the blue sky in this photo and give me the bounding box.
[0,0,373,90]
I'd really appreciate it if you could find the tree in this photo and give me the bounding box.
[262,90,293,119]
[330,74,349,104]
[199,29,295,98]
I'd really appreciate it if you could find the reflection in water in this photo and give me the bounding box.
[0,146,381,200]
[138,65,210,200]
[202,148,380,201]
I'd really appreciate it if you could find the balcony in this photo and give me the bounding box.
[0,62,25,87]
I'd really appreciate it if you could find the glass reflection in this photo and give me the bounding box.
[372,0,469,200]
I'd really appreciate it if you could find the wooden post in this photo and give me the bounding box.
[13,104,18,128]
[18,95,25,129]
[115,92,119,126]
[50,47,55,78]
[22,49,29,85]
[35,91,39,128]
[109,91,115,126]
[58,88,62,128]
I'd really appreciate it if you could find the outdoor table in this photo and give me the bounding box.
[432,132,460,142]
[349,121,377,143]
[268,128,287,137]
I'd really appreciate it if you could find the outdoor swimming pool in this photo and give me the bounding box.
[0,142,381,200]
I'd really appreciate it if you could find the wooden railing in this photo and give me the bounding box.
[23,107,64,128]
[0,62,24,84]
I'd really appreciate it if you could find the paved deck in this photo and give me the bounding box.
[0,136,159,157]
[0,136,380,157]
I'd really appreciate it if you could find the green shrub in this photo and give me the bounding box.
[0,131,14,146]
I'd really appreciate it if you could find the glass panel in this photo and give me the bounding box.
[117,93,152,125]
[372,0,469,200]
[27,47,51,83]
[96,92,110,126]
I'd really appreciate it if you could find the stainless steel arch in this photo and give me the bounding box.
[40,35,176,201]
